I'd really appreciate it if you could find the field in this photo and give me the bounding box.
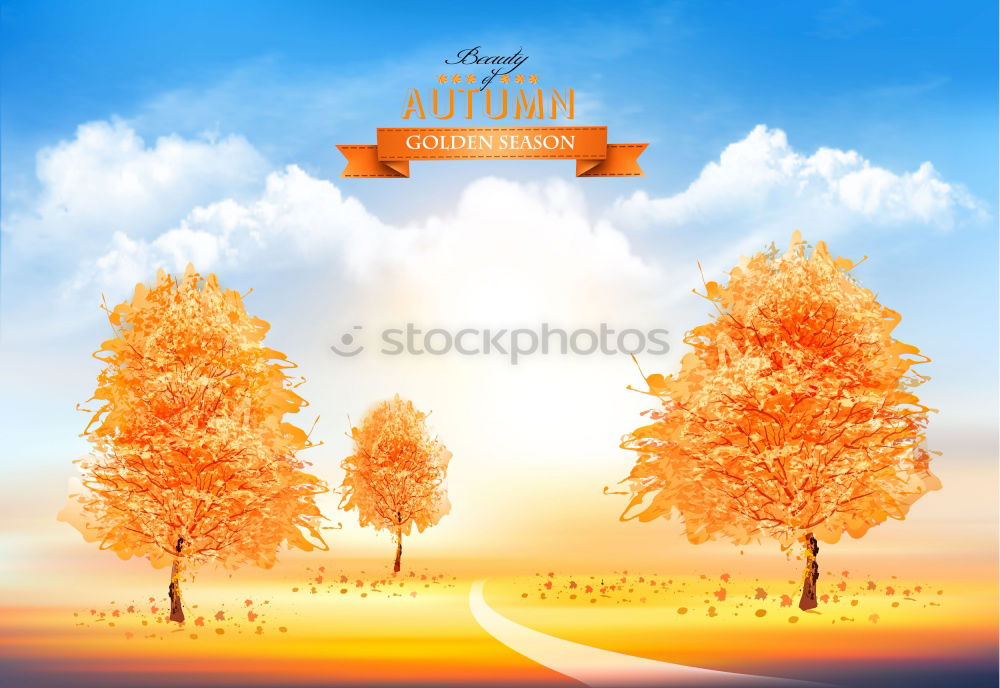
[1,556,995,687]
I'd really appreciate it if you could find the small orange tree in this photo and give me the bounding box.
[340,395,451,572]
[63,266,328,622]
[619,233,939,610]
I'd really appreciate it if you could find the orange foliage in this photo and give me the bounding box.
[620,233,939,550]
[340,395,451,568]
[64,267,328,574]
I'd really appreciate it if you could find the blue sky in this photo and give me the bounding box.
[0,1,996,548]
[2,0,996,199]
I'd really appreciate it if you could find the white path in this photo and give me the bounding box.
[470,579,830,688]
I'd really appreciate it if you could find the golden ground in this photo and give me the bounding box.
[0,563,572,687]
[1,560,996,686]
[484,568,998,681]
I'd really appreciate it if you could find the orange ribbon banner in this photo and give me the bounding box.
[337,126,646,178]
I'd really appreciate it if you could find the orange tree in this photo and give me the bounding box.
[340,395,451,572]
[64,267,328,622]
[619,233,939,610]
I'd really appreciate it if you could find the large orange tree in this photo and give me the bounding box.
[340,395,451,572]
[620,233,939,610]
[64,267,328,622]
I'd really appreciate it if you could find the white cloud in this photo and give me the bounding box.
[364,177,660,327]
[600,125,986,290]
[70,166,661,328]
[4,119,268,254]
[66,164,406,295]
[7,121,985,328]
[21,121,659,322]
[612,125,983,232]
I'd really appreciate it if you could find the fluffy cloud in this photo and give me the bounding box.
[613,125,982,234]
[6,121,985,323]
[71,166,661,328]
[69,165,394,294]
[5,119,268,255]
[601,125,986,286]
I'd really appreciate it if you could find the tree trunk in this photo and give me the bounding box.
[393,529,403,573]
[798,533,819,611]
[168,537,185,623]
